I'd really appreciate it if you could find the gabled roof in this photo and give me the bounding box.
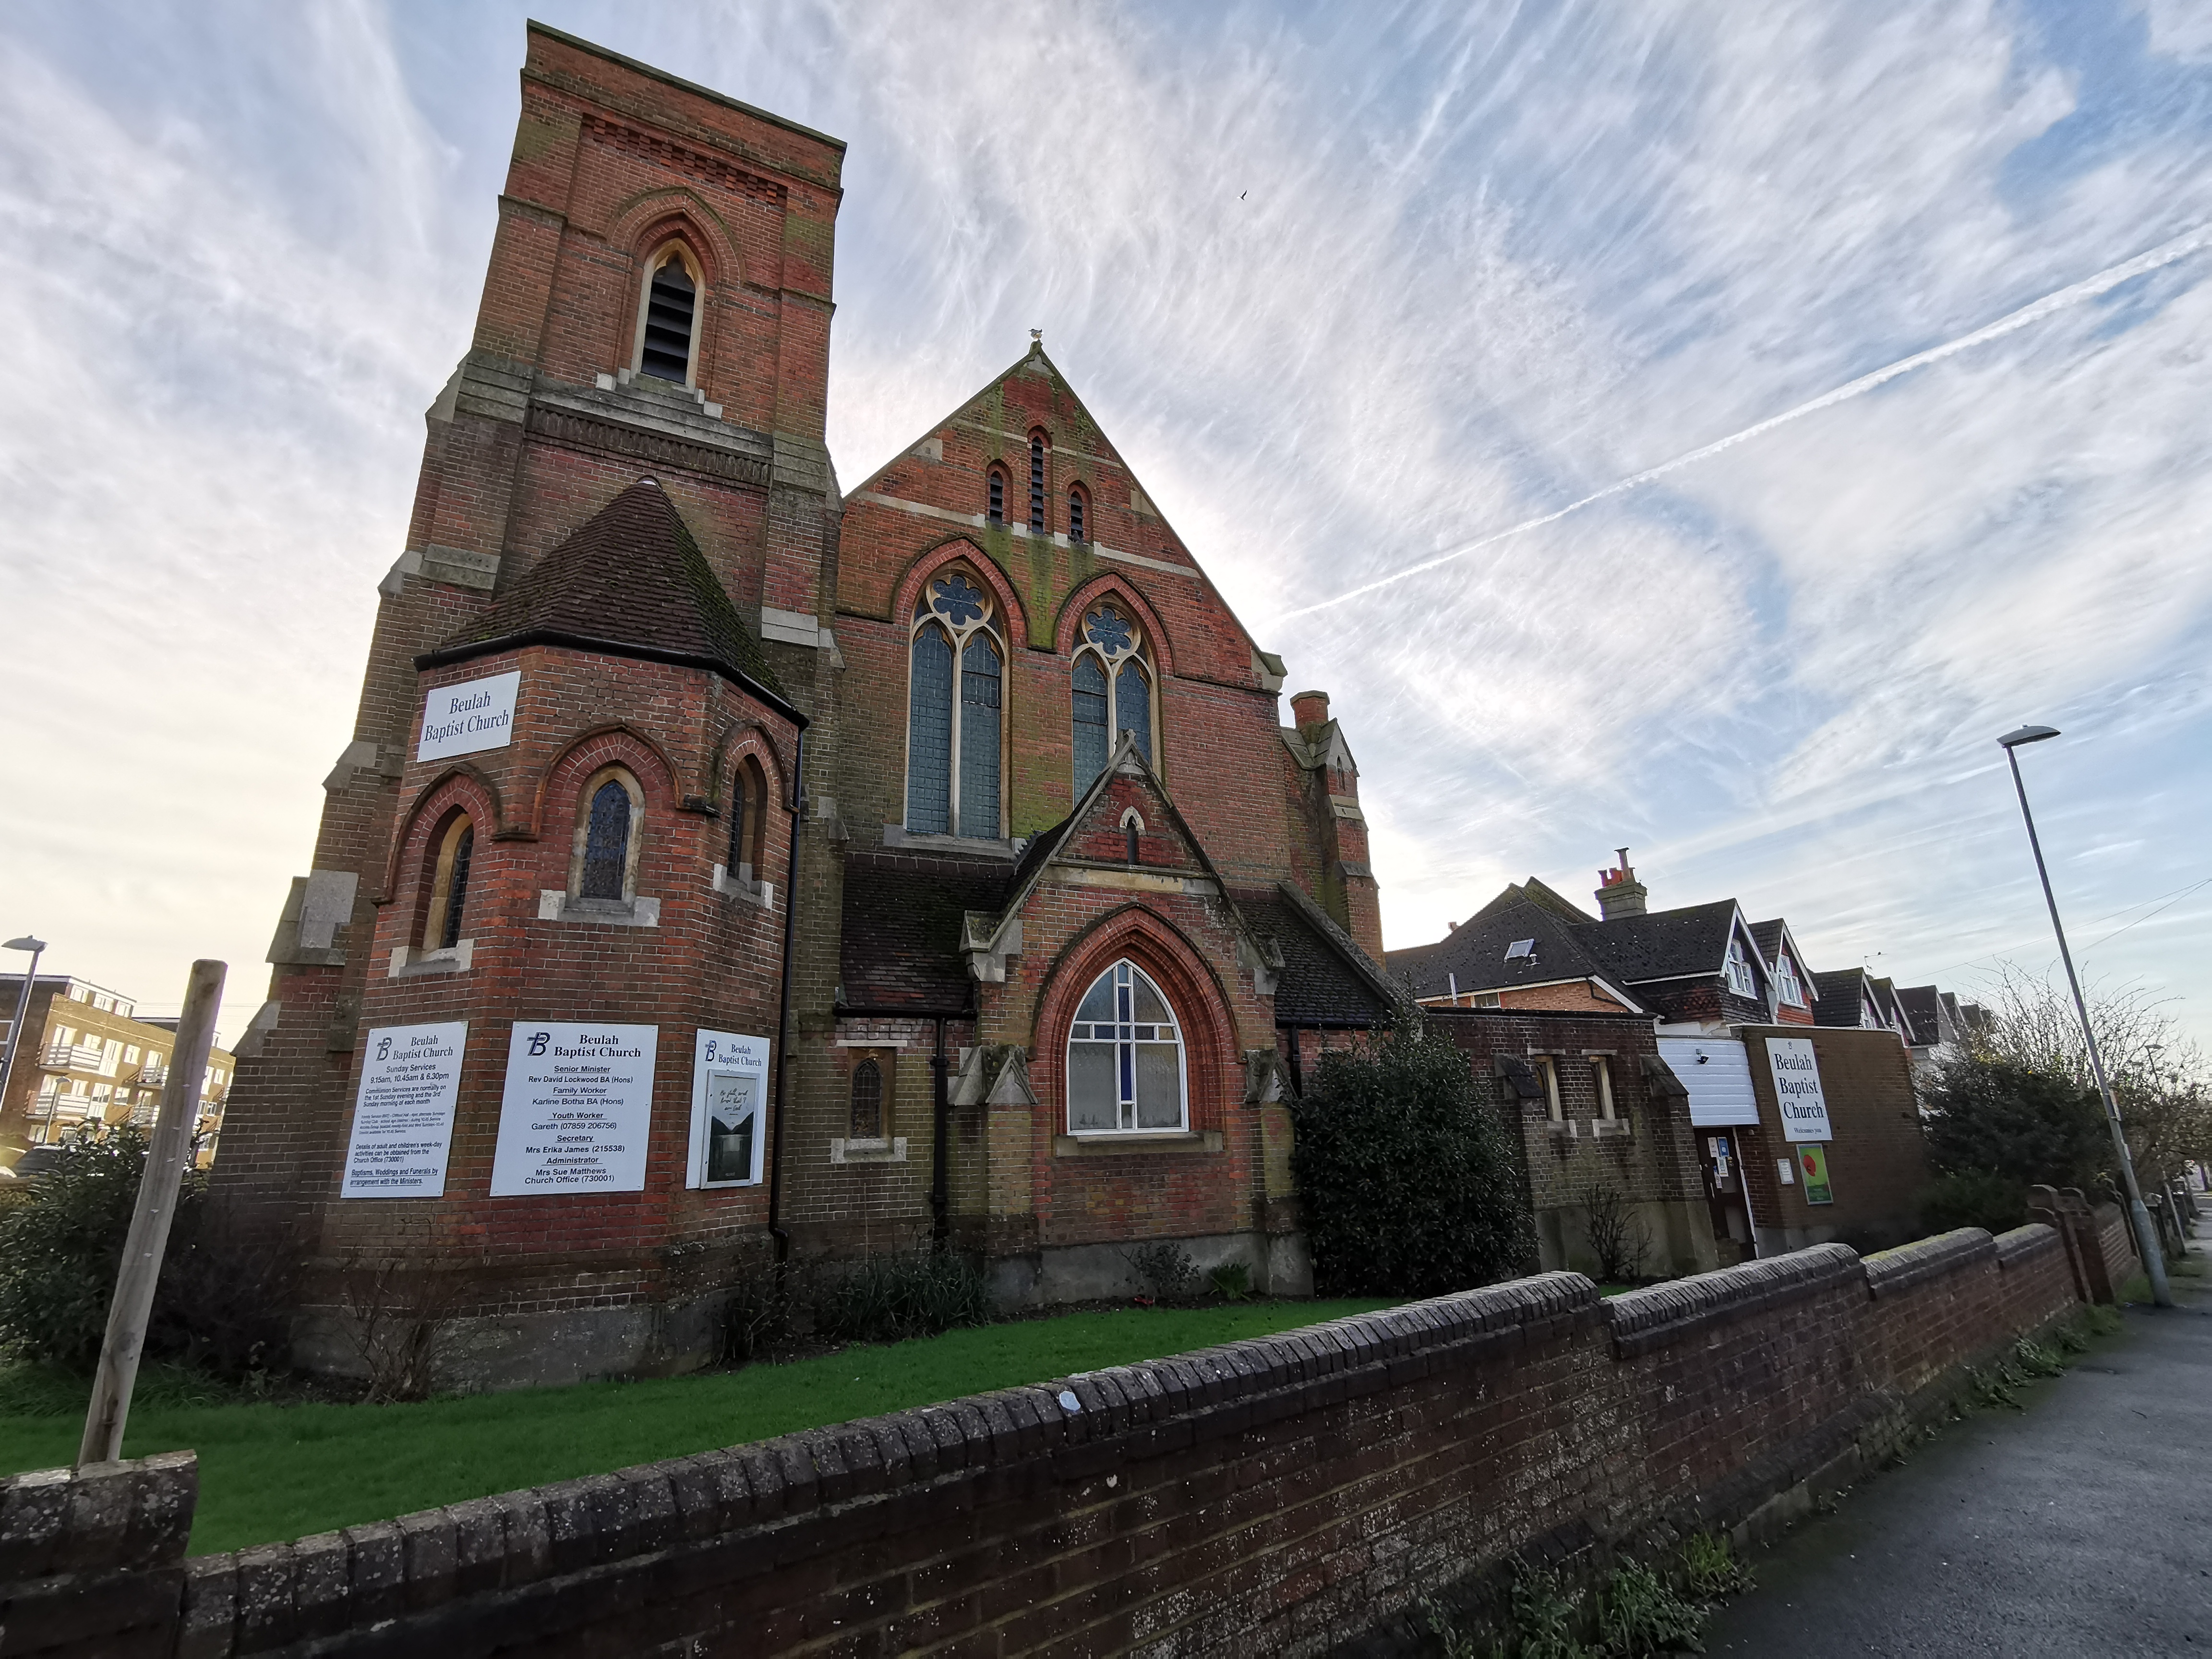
[1811,967,1877,1029]
[1384,888,1646,1012]
[1896,985,1946,1046]
[1236,882,1397,1025]
[1571,900,1746,985]
[418,477,795,720]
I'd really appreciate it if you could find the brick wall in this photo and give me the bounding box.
[2,1225,2081,1658]
[1736,1025,1932,1254]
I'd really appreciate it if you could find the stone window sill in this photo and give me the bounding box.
[537,891,661,927]
[830,1136,908,1165]
[711,864,775,910]
[880,824,1017,860]
[1053,1130,1223,1157]
[389,940,473,978]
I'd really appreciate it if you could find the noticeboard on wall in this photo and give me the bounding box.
[689,1028,770,1188]
[1797,1143,1834,1205]
[341,1022,466,1198]
[1765,1036,1833,1142]
[489,1022,658,1196]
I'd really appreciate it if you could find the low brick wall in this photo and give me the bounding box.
[0,1227,2079,1658]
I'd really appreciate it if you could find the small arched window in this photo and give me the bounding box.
[726,754,768,881]
[906,568,1003,839]
[850,1058,883,1140]
[1066,960,1187,1133]
[573,768,643,901]
[1028,432,1048,535]
[1067,486,1087,543]
[422,814,475,951]
[636,246,700,385]
[1072,602,1153,792]
[986,466,1007,525]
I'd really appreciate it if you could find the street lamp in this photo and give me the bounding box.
[0,937,48,1146]
[1996,726,2174,1308]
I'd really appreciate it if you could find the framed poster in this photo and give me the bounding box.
[417,670,520,762]
[688,1028,770,1188]
[489,1023,658,1196]
[1796,1144,1834,1205]
[340,1022,466,1197]
[1765,1036,1833,1142]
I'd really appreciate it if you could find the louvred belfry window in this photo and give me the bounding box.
[1068,487,1087,542]
[1066,960,1187,1133]
[639,252,697,384]
[1028,433,1047,534]
[905,569,1003,839]
[1072,603,1154,793]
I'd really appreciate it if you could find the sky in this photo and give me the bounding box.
[1,0,2207,1046]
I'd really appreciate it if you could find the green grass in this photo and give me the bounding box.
[0,1299,1392,1557]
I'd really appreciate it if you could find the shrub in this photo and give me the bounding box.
[1290,1022,1533,1298]
[1917,1168,2030,1237]
[815,1249,991,1344]
[1123,1240,1200,1304]
[1208,1261,1253,1302]
[1580,1182,1650,1284]
[1921,1054,2107,1191]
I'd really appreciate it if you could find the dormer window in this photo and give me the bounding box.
[635,246,701,385]
[1775,951,1805,1007]
[1723,937,1758,998]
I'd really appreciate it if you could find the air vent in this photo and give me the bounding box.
[640,258,696,383]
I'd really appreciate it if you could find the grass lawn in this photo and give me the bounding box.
[0,1299,1392,1557]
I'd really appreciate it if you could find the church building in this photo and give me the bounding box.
[212,24,1393,1385]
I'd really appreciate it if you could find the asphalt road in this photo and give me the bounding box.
[1706,1268,2212,1658]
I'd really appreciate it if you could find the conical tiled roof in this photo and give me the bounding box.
[418,478,792,714]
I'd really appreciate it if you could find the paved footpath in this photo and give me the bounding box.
[1707,1270,2212,1657]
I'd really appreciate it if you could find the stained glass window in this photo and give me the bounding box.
[1116,660,1152,764]
[1083,607,1133,656]
[1072,655,1109,793]
[1066,960,1186,1133]
[906,623,954,834]
[959,634,1001,838]
[581,780,633,899]
[931,571,987,626]
[850,1058,883,1140]
[440,826,473,950]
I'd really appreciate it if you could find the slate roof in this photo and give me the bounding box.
[1749,919,1785,963]
[1385,888,1643,1010]
[836,850,1007,1012]
[1571,900,1741,984]
[420,478,792,714]
[1237,882,1396,1025]
[1811,967,1872,1028]
[1897,985,1945,1046]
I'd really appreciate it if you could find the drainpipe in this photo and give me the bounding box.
[930,1016,949,1247]
[767,728,805,1264]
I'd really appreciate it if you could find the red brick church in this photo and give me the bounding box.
[213,24,1394,1384]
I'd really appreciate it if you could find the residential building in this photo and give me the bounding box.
[0,975,236,1167]
[211,24,1391,1388]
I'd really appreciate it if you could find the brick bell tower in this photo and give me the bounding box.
[212,25,846,1387]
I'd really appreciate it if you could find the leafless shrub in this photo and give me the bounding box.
[1581,1181,1650,1284]
[336,1252,481,1402]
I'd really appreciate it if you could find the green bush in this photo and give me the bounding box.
[1921,1054,2107,1191]
[1917,1168,2031,1236]
[1290,1022,1533,1298]
[1122,1239,1200,1303]
[815,1249,992,1344]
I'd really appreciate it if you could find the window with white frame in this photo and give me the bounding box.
[1723,936,1758,998]
[1066,960,1187,1133]
[906,568,1003,838]
[1775,951,1805,1007]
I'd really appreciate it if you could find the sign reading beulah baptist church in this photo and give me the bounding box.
[490,1023,658,1196]
[341,1022,466,1197]
[416,669,521,761]
[1765,1036,1833,1143]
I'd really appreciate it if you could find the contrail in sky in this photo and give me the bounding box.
[1278,224,2212,620]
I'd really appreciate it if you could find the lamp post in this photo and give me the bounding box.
[1996,726,2173,1308]
[0,937,47,1143]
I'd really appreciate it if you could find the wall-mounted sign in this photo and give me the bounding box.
[1797,1143,1834,1205]
[417,669,521,762]
[688,1028,770,1188]
[1765,1036,1832,1142]
[341,1022,466,1198]
[489,1022,658,1195]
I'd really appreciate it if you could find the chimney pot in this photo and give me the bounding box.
[1595,847,1647,919]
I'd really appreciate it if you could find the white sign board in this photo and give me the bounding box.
[341,1022,467,1198]
[417,670,521,762]
[490,1022,658,1195]
[1765,1036,1833,1143]
[688,1028,771,1188]
[1656,1037,1761,1127]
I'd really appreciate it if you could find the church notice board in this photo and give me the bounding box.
[688,1028,770,1188]
[490,1023,658,1196]
[341,1022,466,1198]
[1764,1035,1833,1142]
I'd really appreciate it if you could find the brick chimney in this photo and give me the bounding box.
[1596,848,1647,919]
[1289,689,1330,733]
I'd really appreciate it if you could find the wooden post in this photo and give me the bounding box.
[78,959,225,1467]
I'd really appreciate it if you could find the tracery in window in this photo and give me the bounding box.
[422,814,475,951]
[636,245,700,385]
[1066,960,1187,1133]
[906,568,1003,839]
[1028,432,1048,534]
[1072,601,1153,792]
[572,768,643,901]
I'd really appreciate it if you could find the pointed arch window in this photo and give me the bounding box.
[1072,602,1154,792]
[573,768,644,901]
[906,568,1003,839]
[850,1058,884,1141]
[422,814,474,952]
[1066,960,1187,1133]
[1067,485,1087,543]
[726,754,767,882]
[1028,432,1048,534]
[635,246,701,385]
[986,466,1008,525]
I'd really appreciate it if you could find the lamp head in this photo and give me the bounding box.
[1996,724,2060,750]
[3,938,44,954]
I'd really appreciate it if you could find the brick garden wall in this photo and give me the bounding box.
[0,1224,2083,1658]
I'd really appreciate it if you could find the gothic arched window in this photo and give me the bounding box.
[1072,601,1153,792]
[726,754,767,881]
[1066,960,1187,1133]
[850,1058,883,1140]
[986,465,1008,525]
[1067,485,1087,543]
[906,568,1003,839]
[574,769,643,900]
[422,814,474,951]
[1028,432,1048,535]
[635,245,700,385]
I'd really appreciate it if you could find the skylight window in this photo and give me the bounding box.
[1505,938,1536,961]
